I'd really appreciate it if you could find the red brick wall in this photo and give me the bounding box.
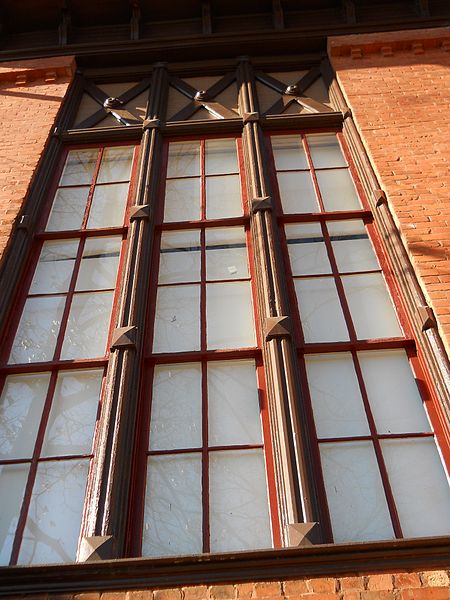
[329,27,450,352]
[0,56,74,264]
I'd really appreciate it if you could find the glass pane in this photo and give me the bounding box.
[207,282,255,349]
[342,273,403,339]
[320,441,394,542]
[167,142,200,178]
[0,464,29,566]
[60,149,97,186]
[206,175,242,220]
[0,372,51,459]
[205,139,238,175]
[87,182,129,228]
[307,134,347,168]
[46,187,89,232]
[164,178,200,223]
[153,285,200,353]
[358,350,431,434]
[277,171,318,214]
[294,278,349,343]
[208,360,262,446]
[143,454,202,556]
[150,363,202,451]
[305,353,370,438]
[271,135,308,171]
[316,169,361,212]
[30,240,79,295]
[97,146,134,183]
[60,291,114,360]
[9,296,65,364]
[328,220,379,273]
[209,449,272,553]
[381,438,450,537]
[285,223,330,276]
[18,459,89,564]
[206,227,248,280]
[159,230,200,284]
[76,237,121,291]
[41,369,103,457]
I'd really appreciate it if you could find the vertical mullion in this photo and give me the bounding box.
[81,147,104,229]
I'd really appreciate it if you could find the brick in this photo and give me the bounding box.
[208,586,236,600]
[153,590,182,600]
[394,572,422,588]
[101,594,127,600]
[307,579,337,593]
[342,593,361,600]
[361,592,394,600]
[366,574,394,591]
[420,571,450,587]
[400,588,450,600]
[252,582,282,597]
[339,577,365,591]
[183,586,209,600]
[283,580,309,595]
[126,592,153,600]
[236,583,254,599]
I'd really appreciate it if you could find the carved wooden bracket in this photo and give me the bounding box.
[286,522,320,547]
[264,316,291,341]
[79,535,115,562]
[143,118,160,130]
[243,111,259,124]
[16,214,31,232]
[129,204,151,220]
[418,305,437,331]
[110,325,137,350]
[373,189,387,207]
[251,196,272,213]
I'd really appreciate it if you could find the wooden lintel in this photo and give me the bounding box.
[202,2,212,35]
[342,0,356,24]
[272,0,284,30]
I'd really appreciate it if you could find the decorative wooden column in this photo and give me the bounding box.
[80,63,169,561]
[237,57,324,546]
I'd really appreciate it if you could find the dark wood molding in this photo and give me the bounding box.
[1,536,450,596]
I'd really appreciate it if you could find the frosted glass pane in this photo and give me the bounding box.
[320,441,394,542]
[210,449,272,552]
[164,178,200,223]
[207,282,255,349]
[305,353,369,438]
[307,134,347,168]
[41,369,103,457]
[342,273,403,339]
[382,438,450,537]
[46,187,89,232]
[316,170,361,212]
[167,142,200,178]
[285,223,330,276]
[205,139,238,175]
[19,459,89,564]
[0,464,29,566]
[159,230,200,284]
[30,240,78,295]
[87,182,129,228]
[60,291,114,359]
[153,285,200,353]
[150,364,202,450]
[359,350,431,434]
[271,135,308,171]
[206,175,242,219]
[60,149,97,186]
[97,146,133,183]
[328,220,379,273]
[143,454,202,556]
[294,278,349,343]
[9,296,65,364]
[208,360,262,446]
[0,372,50,459]
[206,227,248,280]
[277,171,318,214]
[76,237,121,291]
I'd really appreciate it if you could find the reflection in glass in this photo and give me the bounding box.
[208,360,262,446]
[206,175,242,220]
[0,373,50,459]
[328,220,378,273]
[41,369,103,457]
[381,438,450,537]
[305,353,370,438]
[60,291,114,359]
[205,139,238,175]
[88,182,129,228]
[277,171,318,214]
[97,146,134,183]
[0,464,29,566]
[271,135,308,171]
[294,278,348,343]
[18,460,89,564]
[76,237,121,291]
[9,296,65,364]
[153,285,200,353]
[164,178,200,223]
[207,282,255,349]
[60,150,97,186]
[209,449,271,552]
[316,169,361,212]
[167,142,200,178]
[150,364,202,450]
[143,454,202,556]
[307,134,347,169]
[46,187,89,232]
[206,227,248,280]
[30,240,78,295]
[285,223,330,276]
[320,441,394,542]
[159,230,200,284]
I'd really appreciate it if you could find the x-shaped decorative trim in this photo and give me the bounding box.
[168,71,238,122]
[75,77,152,129]
[255,66,333,116]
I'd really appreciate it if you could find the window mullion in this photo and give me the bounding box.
[237,57,325,545]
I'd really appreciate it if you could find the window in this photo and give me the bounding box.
[0,62,449,566]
